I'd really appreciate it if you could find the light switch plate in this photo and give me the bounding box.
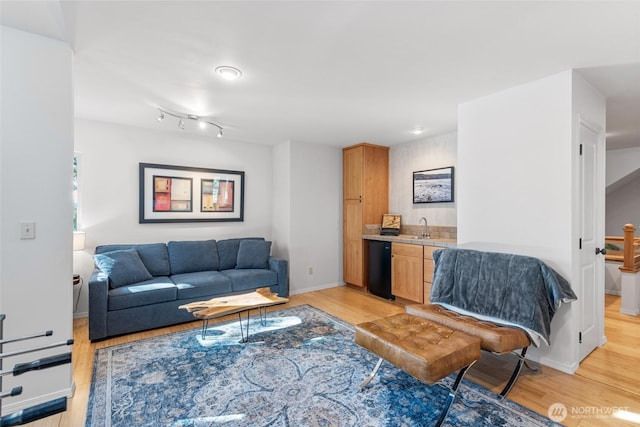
[20,221,36,239]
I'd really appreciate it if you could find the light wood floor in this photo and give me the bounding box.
[24,287,640,426]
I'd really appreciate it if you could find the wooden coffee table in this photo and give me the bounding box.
[179,287,289,342]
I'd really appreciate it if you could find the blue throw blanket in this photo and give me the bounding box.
[430,248,577,346]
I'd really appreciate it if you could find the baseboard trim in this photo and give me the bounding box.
[289,283,343,295]
[619,307,639,316]
[527,353,578,375]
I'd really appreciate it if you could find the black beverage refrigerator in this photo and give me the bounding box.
[367,240,393,300]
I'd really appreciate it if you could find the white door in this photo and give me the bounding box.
[578,118,605,362]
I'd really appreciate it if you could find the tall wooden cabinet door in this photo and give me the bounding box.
[343,146,363,201]
[343,143,388,289]
[343,199,364,286]
[362,145,389,224]
[391,243,424,303]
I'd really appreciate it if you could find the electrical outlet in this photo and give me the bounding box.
[307,267,313,275]
[20,221,36,239]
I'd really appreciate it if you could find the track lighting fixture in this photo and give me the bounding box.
[156,108,224,138]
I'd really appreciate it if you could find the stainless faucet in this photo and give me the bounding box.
[419,217,430,239]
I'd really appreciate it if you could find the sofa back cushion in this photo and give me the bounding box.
[236,240,272,269]
[217,237,265,270]
[95,243,170,276]
[93,249,154,288]
[168,240,219,274]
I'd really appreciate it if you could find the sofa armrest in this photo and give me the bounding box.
[88,269,109,341]
[269,257,289,297]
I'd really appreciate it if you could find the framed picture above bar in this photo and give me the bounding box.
[139,163,244,223]
[413,166,454,204]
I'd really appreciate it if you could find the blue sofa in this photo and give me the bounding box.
[88,238,288,341]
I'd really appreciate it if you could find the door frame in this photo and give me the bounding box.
[575,114,607,363]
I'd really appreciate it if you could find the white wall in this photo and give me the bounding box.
[604,147,640,238]
[272,141,291,261]
[605,154,640,236]
[74,120,343,309]
[73,119,275,315]
[605,164,640,235]
[458,72,574,261]
[606,147,640,191]
[288,142,343,294]
[0,26,74,413]
[458,70,606,374]
[389,131,457,227]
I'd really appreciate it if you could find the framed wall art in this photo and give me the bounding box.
[413,166,454,204]
[139,163,244,223]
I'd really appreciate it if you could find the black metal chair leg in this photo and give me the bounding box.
[524,358,539,372]
[499,347,528,397]
[435,360,476,427]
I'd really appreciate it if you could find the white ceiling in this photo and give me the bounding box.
[2,1,640,149]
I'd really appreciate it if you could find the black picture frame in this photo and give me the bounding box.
[139,163,244,223]
[413,166,454,204]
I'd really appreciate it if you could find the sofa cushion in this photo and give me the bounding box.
[95,243,170,277]
[217,237,265,270]
[236,240,271,269]
[168,240,219,274]
[171,271,233,299]
[94,249,154,288]
[221,269,278,292]
[108,277,176,310]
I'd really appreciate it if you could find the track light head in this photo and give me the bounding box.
[156,107,223,138]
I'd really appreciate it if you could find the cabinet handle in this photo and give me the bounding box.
[359,195,362,202]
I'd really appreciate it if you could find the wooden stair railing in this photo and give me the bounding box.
[604,224,640,272]
[621,224,640,273]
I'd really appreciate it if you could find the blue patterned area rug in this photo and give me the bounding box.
[86,305,559,427]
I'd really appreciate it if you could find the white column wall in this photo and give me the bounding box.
[0,26,74,412]
[457,70,605,374]
[288,142,343,294]
[271,141,292,261]
[458,71,574,261]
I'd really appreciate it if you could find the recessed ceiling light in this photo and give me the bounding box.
[411,127,424,135]
[215,66,243,81]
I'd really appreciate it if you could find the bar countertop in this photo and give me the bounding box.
[363,234,457,248]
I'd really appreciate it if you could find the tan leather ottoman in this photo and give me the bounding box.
[355,313,481,427]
